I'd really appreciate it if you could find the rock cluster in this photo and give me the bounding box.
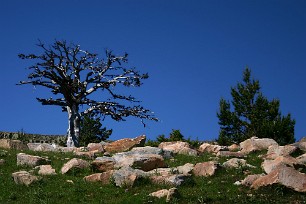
[3,134,306,200]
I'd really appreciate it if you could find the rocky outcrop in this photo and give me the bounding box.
[261,156,300,174]
[87,143,105,153]
[112,166,149,187]
[12,171,40,186]
[61,158,90,174]
[240,137,278,154]
[193,161,218,177]
[104,135,146,153]
[17,153,50,167]
[251,165,306,192]
[27,143,57,152]
[198,143,227,154]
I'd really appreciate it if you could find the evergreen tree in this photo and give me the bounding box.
[79,113,112,146]
[217,68,295,145]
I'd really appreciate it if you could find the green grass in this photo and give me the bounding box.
[1,148,306,203]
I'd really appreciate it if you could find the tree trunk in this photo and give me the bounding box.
[66,104,80,147]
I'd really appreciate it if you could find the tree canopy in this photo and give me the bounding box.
[217,68,295,145]
[18,40,157,147]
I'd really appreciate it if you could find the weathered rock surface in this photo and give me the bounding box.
[148,168,178,177]
[228,144,240,152]
[217,151,246,158]
[73,151,96,159]
[193,161,218,177]
[222,158,255,169]
[265,144,297,159]
[251,165,306,192]
[12,171,39,186]
[113,152,166,171]
[17,153,50,167]
[87,143,104,153]
[104,135,146,153]
[149,187,178,202]
[27,143,57,152]
[35,165,56,175]
[112,166,148,187]
[296,153,306,164]
[150,174,187,186]
[240,137,278,154]
[130,146,163,155]
[198,143,226,154]
[0,139,28,150]
[61,158,90,174]
[159,141,197,156]
[241,174,264,186]
[261,156,300,174]
[177,163,194,175]
[83,171,114,184]
[92,157,116,172]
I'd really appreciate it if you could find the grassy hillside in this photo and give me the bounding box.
[0,147,305,204]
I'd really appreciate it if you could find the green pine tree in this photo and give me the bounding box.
[217,67,295,145]
[79,113,112,146]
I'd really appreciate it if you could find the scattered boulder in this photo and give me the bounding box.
[177,163,194,175]
[12,171,39,186]
[148,168,178,177]
[92,157,116,172]
[149,187,178,202]
[241,174,264,186]
[261,156,300,174]
[83,171,114,184]
[228,144,240,152]
[112,166,148,187]
[150,174,187,186]
[222,158,255,169]
[87,143,105,153]
[61,158,90,174]
[17,153,50,167]
[265,144,297,159]
[240,137,278,154]
[159,141,197,156]
[35,165,56,175]
[74,151,96,159]
[251,165,306,192]
[217,151,246,158]
[113,152,166,171]
[130,146,163,155]
[27,143,57,152]
[104,135,146,153]
[198,143,226,154]
[0,139,28,150]
[193,161,218,177]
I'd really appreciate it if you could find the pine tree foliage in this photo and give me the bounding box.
[79,113,112,146]
[217,68,295,145]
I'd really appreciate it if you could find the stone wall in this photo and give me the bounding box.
[0,131,66,145]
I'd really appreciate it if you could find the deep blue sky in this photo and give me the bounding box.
[0,0,305,142]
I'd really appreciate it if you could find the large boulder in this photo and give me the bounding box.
[177,163,194,175]
[0,139,28,150]
[35,165,56,175]
[112,166,149,187]
[61,158,90,174]
[92,157,116,172]
[87,143,105,153]
[261,156,300,174]
[27,143,57,152]
[17,153,50,167]
[113,152,166,171]
[240,137,278,154]
[158,141,197,156]
[83,171,114,184]
[193,161,219,177]
[104,135,146,153]
[265,144,297,159]
[222,158,255,169]
[12,171,39,186]
[198,143,226,154]
[251,165,306,192]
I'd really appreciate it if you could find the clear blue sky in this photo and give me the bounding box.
[0,0,305,142]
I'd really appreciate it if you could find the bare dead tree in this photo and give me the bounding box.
[18,40,157,147]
